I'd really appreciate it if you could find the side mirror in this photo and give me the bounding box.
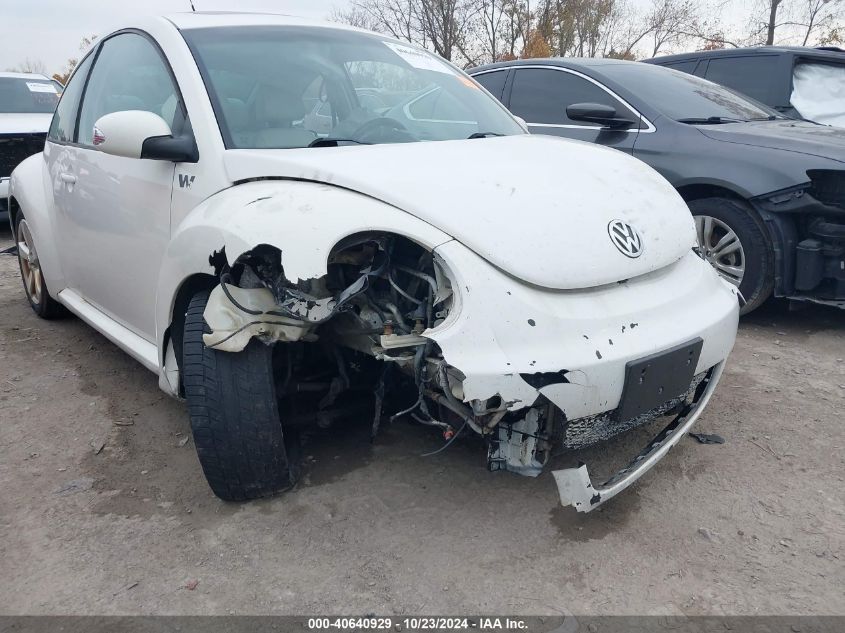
[566,102,637,130]
[93,110,198,162]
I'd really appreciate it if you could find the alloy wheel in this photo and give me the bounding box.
[694,215,745,287]
[17,219,43,306]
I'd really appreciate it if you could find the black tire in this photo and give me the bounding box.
[688,197,774,315]
[182,290,300,501]
[14,212,65,319]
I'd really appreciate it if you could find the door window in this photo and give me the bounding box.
[77,33,183,147]
[704,56,779,104]
[48,53,95,143]
[662,59,699,74]
[509,68,637,126]
[473,70,508,101]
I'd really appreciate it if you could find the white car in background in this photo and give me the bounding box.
[9,13,739,511]
[1,72,59,223]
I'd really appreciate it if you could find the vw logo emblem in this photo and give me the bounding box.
[608,219,644,258]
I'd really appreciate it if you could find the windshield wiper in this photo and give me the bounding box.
[467,131,504,139]
[676,116,747,125]
[308,138,372,148]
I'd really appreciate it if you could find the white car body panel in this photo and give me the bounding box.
[7,12,740,509]
[427,246,737,417]
[223,136,696,290]
[47,137,175,339]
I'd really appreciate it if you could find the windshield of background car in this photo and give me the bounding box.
[791,61,845,127]
[182,26,525,148]
[600,64,780,122]
[0,77,60,113]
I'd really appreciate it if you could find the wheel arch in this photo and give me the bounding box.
[676,183,749,205]
[155,179,453,391]
[8,153,67,293]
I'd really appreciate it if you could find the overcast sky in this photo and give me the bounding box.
[2,0,755,77]
[1,0,343,75]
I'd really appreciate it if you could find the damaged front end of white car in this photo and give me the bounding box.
[195,189,738,511]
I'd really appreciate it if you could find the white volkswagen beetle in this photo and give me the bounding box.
[8,13,739,511]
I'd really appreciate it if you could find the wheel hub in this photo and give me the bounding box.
[17,219,43,305]
[694,215,745,287]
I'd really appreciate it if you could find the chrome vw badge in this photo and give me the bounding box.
[607,219,644,258]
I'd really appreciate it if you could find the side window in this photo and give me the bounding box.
[473,70,508,101]
[662,60,698,74]
[704,56,779,103]
[77,33,183,147]
[48,53,94,143]
[509,68,637,126]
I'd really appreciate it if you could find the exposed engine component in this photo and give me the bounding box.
[487,407,554,477]
[202,236,527,452]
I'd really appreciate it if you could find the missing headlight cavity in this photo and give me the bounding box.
[199,235,561,471]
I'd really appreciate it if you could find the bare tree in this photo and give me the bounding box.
[53,35,98,85]
[766,0,785,44]
[6,58,47,75]
[416,0,483,62]
[644,0,702,56]
[337,0,419,43]
[793,0,843,45]
[478,0,507,61]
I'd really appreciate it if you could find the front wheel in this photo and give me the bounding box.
[688,197,774,315]
[182,290,300,501]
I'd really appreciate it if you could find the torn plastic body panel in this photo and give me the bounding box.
[199,226,737,510]
[554,364,723,511]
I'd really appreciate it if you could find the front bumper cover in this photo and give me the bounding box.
[553,362,724,512]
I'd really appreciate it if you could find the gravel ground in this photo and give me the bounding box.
[0,227,843,616]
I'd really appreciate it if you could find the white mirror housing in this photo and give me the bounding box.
[92,110,173,159]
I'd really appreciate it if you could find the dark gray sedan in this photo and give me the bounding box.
[469,58,845,313]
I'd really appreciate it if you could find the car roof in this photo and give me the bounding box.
[471,57,639,74]
[164,11,361,32]
[647,45,845,64]
[0,71,52,80]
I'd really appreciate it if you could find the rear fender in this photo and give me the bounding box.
[9,152,65,292]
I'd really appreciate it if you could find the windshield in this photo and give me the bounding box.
[0,77,60,113]
[183,26,524,149]
[791,62,845,127]
[600,64,781,123]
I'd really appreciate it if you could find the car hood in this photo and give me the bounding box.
[696,119,845,163]
[223,135,695,290]
[0,113,52,135]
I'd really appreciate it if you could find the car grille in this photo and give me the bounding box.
[0,133,46,179]
[560,371,707,450]
[808,170,845,208]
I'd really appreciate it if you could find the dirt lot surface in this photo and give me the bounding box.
[0,226,843,617]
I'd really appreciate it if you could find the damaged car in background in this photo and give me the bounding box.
[8,13,739,512]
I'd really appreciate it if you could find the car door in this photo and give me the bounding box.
[56,32,186,341]
[504,66,641,153]
[43,51,94,278]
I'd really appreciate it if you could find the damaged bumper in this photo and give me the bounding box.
[553,363,724,512]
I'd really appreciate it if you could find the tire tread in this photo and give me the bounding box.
[182,290,295,501]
